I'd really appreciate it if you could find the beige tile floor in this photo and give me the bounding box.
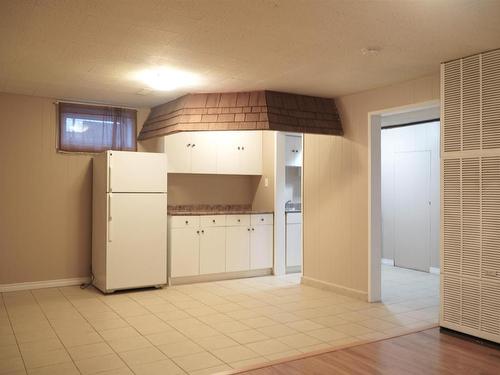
[0,266,439,375]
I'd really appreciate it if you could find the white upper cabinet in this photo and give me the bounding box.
[238,131,263,175]
[285,135,302,167]
[164,131,262,175]
[216,131,241,175]
[164,132,192,173]
[191,132,218,174]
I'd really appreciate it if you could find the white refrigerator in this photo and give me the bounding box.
[92,150,167,293]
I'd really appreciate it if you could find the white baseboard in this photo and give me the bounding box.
[429,267,440,275]
[0,277,91,293]
[301,276,368,301]
[381,258,395,266]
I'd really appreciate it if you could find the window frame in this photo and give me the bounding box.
[57,102,138,154]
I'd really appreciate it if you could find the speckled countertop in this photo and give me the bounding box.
[167,204,273,216]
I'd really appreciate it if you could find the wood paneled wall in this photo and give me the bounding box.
[302,74,440,299]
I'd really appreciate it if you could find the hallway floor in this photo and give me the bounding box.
[1,268,439,375]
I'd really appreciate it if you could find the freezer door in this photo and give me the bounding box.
[108,151,167,193]
[107,193,167,290]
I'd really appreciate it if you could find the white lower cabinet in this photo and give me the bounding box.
[200,227,226,274]
[250,224,273,269]
[169,214,273,280]
[226,226,251,272]
[170,227,200,277]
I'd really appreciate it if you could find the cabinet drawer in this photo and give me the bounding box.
[251,214,273,225]
[226,214,250,226]
[200,215,226,227]
[169,216,200,229]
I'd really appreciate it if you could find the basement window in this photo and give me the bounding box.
[58,102,137,153]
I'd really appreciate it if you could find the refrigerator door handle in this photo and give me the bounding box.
[108,165,112,192]
[108,193,113,242]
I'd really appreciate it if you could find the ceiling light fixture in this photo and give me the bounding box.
[134,67,201,91]
[361,47,381,56]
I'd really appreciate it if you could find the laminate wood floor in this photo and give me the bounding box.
[241,328,500,375]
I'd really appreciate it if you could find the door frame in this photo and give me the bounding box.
[368,100,439,302]
[274,131,304,276]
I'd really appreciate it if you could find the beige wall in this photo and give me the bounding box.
[168,174,258,206]
[252,131,275,212]
[0,92,149,285]
[302,74,440,297]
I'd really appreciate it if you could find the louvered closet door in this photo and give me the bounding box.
[482,50,500,149]
[441,49,500,344]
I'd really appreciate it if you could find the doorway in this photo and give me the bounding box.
[368,103,440,303]
[381,121,440,273]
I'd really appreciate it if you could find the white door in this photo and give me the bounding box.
[200,227,226,274]
[170,227,200,277]
[226,226,250,271]
[286,223,301,267]
[394,151,431,272]
[216,131,240,174]
[108,151,167,192]
[191,132,217,174]
[107,193,167,290]
[239,131,262,175]
[250,224,273,269]
[165,132,192,173]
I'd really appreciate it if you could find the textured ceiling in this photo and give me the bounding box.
[1,0,499,108]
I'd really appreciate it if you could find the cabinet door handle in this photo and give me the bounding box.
[260,218,264,222]
[237,146,241,150]
[196,230,200,234]
[242,146,245,150]
[247,228,250,231]
[192,144,196,147]
[237,219,241,222]
[201,230,205,234]
[186,143,191,147]
[212,219,216,223]
[185,220,189,224]
[252,228,255,231]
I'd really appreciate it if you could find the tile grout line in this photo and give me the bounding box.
[1,291,29,375]
[146,286,250,371]
[29,289,83,374]
[61,288,143,375]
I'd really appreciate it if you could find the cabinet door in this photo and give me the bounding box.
[164,133,192,173]
[286,223,301,267]
[285,135,302,167]
[170,227,200,277]
[200,227,226,274]
[250,224,273,269]
[216,131,240,174]
[191,132,217,174]
[239,131,262,175]
[226,226,250,272]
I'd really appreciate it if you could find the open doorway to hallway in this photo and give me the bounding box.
[379,113,440,309]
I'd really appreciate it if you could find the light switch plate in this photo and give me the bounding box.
[264,177,269,187]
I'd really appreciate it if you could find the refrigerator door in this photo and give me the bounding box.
[107,193,167,291]
[108,151,167,193]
